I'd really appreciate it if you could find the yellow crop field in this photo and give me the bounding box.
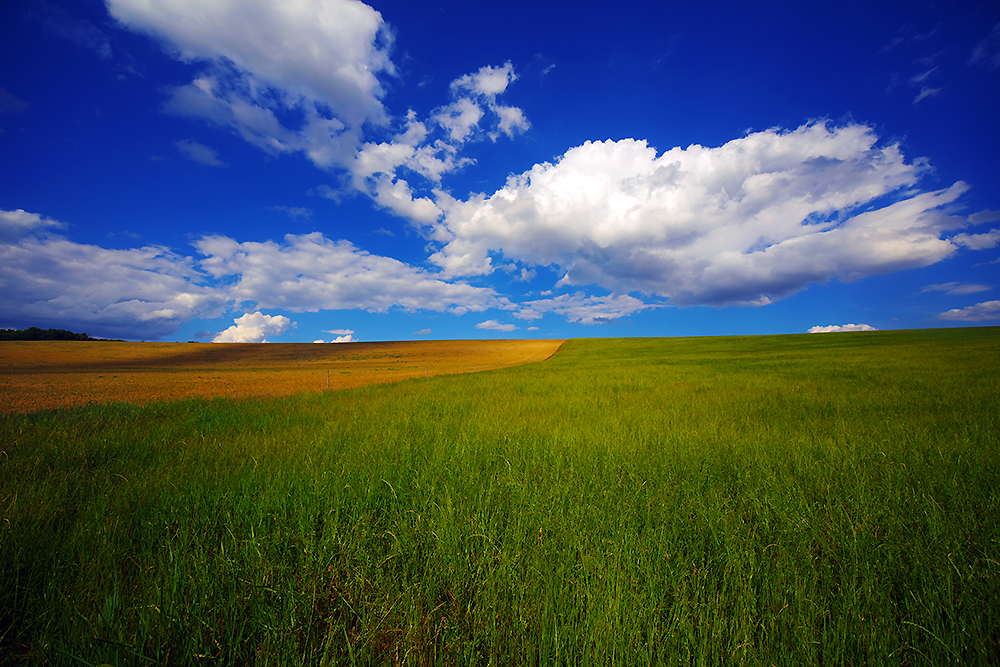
[0,339,565,414]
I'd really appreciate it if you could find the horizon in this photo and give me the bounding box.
[2,0,999,343]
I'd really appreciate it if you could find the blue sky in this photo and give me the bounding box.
[1,0,998,342]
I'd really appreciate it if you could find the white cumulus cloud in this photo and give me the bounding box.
[0,208,66,242]
[213,311,292,342]
[935,300,1000,322]
[513,293,653,324]
[430,122,978,307]
[476,319,517,332]
[952,229,1000,250]
[0,207,505,339]
[194,232,500,314]
[1,212,224,339]
[808,323,877,333]
[110,0,395,172]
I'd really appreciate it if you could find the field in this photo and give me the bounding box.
[1,328,998,665]
[0,339,565,414]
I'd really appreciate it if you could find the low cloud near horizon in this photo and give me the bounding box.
[808,323,877,333]
[213,312,292,343]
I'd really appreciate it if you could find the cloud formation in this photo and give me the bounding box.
[0,208,501,339]
[476,320,517,332]
[0,208,66,242]
[936,300,1000,322]
[513,293,652,324]
[175,139,226,167]
[429,122,976,307]
[921,282,992,296]
[195,232,500,315]
[808,323,877,333]
[323,328,356,342]
[110,0,528,225]
[213,311,291,342]
[1,210,223,339]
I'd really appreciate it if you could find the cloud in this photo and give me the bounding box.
[921,282,992,296]
[430,122,975,307]
[0,208,66,242]
[952,228,1000,250]
[935,300,1000,322]
[108,0,393,125]
[913,86,942,104]
[414,328,432,335]
[513,293,653,324]
[111,0,528,210]
[808,324,877,333]
[969,210,1000,225]
[434,62,530,143]
[111,0,395,173]
[969,23,1000,69]
[476,319,517,332]
[1,212,224,339]
[194,232,500,314]
[0,207,501,340]
[322,329,357,342]
[270,205,314,221]
[213,311,291,342]
[175,139,227,167]
[34,0,113,59]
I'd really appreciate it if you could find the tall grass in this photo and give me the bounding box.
[2,328,998,665]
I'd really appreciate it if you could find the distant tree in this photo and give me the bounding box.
[0,328,122,341]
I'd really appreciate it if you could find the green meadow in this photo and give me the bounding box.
[2,328,998,665]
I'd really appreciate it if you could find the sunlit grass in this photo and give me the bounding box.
[1,328,998,665]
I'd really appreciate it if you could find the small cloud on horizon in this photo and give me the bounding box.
[213,312,292,343]
[808,323,877,333]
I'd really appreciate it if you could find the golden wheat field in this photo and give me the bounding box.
[0,339,565,414]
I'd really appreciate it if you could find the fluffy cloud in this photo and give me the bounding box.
[0,214,224,339]
[808,323,877,333]
[476,319,517,332]
[195,232,500,314]
[435,62,529,143]
[512,293,653,324]
[1,208,501,340]
[108,0,393,126]
[952,228,1000,250]
[323,328,356,342]
[213,311,291,342]
[0,208,66,242]
[936,300,1000,322]
[175,139,226,167]
[110,0,395,172]
[111,0,528,222]
[430,122,977,307]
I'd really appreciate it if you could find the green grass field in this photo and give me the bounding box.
[2,328,998,665]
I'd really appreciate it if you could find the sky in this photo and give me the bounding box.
[1,0,999,343]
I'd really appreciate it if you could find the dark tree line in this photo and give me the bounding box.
[0,327,122,341]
